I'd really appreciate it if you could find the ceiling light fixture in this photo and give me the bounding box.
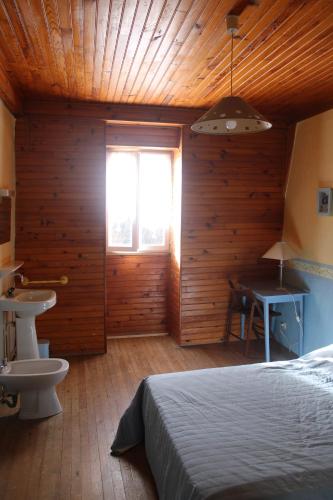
[191,14,272,135]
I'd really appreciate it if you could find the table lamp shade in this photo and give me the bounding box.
[262,241,297,261]
[262,241,298,289]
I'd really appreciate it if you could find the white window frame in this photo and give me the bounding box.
[106,148,172,254]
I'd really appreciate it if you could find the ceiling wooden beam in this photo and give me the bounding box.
[22,100,206,125]
[22,99,291,128]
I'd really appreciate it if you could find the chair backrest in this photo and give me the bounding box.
[228,288,244,310]
[228,283,254,312]
[228,279,236,289]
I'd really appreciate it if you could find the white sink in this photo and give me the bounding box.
[0,288,56,359]
[0,288,56,318]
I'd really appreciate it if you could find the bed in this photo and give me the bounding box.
[111,345,333,499]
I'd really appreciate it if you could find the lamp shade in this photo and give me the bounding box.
[191,96,272,135]
[262,241,298,261]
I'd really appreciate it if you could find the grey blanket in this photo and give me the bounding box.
[111,350,333,499]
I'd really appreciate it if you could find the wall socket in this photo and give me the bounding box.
[280,321,287,333]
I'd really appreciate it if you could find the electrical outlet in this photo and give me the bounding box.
[280,321,287,333]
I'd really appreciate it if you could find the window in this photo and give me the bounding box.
[106,149,172,253]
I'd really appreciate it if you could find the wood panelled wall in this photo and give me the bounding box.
[179,125,289,345]
[168,250,181,341]
[15,102,290,353]
[167,150,182,342]
[106,254,169,336]
[105,123,179,338]
[106,124,180,149]
[15,115,106,356]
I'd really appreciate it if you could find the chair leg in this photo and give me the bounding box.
[224,307,233,343]
[245,305,255,357]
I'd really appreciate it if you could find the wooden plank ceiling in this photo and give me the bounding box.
[0,0,332,121]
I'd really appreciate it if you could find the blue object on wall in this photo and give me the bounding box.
[274,263,333,355]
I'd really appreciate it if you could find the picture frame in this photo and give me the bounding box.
[317,188,333,216]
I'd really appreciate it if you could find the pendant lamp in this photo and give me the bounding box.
[191,15,272,135]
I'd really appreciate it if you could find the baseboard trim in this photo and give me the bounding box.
[107,332,169,340]
[180,339,223,347]
[53,349,106,357]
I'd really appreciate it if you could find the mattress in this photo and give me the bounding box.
[111,346,333,499]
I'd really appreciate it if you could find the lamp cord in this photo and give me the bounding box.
[280,286,304,354]
[230,33,234,96]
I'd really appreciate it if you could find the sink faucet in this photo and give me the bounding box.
[6,273,24,297]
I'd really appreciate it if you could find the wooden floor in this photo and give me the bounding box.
[0,336,294,500]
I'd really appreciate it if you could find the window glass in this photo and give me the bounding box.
[106,149,172,252]
[139,152,172,248]
[106,152,137,248]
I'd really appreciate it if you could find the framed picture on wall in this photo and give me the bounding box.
[317,188,333,216]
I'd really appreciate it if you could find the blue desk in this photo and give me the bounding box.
[241,283,309,362]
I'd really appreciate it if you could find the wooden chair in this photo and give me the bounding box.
[224,281,281,358]
[245,291,281,357]
[224,280,254,343]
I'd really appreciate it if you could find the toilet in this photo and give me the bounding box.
[0,358,69,419]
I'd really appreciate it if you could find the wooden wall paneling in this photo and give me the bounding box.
[179,125,289,345]
[168,248,181,342]
[106,254,169,336]
[15,115,106,356]
[167,148,182,342]
[105,124,181,148]
[106,124,181,338]
[23,100,206,126]
[16,103,291,351]
[1,1,333,121]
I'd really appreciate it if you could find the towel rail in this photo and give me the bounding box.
[22,275,69,286]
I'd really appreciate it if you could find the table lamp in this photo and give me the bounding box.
[262,241,298,289]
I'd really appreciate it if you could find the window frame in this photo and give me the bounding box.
[106,147,173,255]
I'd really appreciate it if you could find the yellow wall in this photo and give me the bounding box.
[283,109,333,265]
[0,100,15,285]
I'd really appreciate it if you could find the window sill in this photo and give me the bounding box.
[107,250,170,256]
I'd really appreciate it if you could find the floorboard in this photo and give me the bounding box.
[0,336,295,499]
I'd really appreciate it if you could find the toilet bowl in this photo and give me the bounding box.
[0,358,69,419]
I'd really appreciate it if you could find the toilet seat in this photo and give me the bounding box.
[0,358,69,419]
